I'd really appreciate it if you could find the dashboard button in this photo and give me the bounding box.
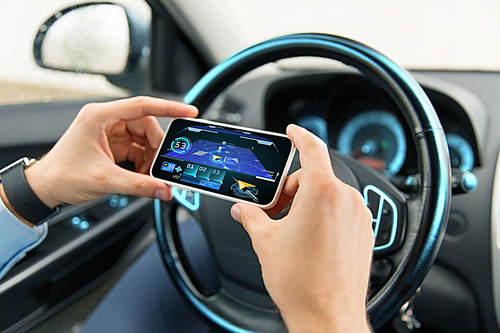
[363,185,398,251]
[376,201,395,247]
[367,189,381,219]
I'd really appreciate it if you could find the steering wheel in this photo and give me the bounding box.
[155,33,451,332]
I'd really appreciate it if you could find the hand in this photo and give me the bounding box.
[230,124,374,333]
[24,96,198,208]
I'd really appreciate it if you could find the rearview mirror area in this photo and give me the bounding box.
[34,4,129,75]
[33,2,149,89]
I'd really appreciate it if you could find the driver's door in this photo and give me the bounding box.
[0,1,207,331]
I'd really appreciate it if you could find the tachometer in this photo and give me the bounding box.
[337,110,407,176]
[446,133,474,171]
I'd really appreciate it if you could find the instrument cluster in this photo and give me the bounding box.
[265,72,479,178]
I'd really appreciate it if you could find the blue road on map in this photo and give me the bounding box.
[164,139,272,179]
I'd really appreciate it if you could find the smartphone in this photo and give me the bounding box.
[150,118,296,208]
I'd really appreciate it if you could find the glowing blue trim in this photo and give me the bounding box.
[172,188,200,211]
[363,185,398,251]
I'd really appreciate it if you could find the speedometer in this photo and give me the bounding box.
[446,133,474,171]
[337,110,407,176]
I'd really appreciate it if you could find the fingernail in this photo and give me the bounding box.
[188,105,199,115]
[230,205,241,223]
[154,189,171,201]
[286,124,298,135]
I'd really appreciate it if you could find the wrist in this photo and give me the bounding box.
[282,307,372,333]
[24,160,61,209]
[0,157,60,226]
[286,317,372,333]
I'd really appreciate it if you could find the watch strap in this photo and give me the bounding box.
[1,161,57,225]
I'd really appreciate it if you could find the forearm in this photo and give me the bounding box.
[0,183,49,280]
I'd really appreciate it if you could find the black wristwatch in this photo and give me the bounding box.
[0,157,59,225]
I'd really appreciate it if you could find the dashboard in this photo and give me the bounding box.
[264,72,482,178]
[204,68,496,333]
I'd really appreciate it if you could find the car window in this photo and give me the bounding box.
[0,0,151,106]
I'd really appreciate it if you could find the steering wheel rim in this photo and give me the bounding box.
[155,33,451,331]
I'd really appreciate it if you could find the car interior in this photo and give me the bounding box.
[1,1,499,333]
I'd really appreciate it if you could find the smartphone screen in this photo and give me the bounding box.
[150,118,295,207]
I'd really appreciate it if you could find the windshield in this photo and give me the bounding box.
[224,0,500,71]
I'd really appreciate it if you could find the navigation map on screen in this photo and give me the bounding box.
[164,138,273,179]
[151,119,293,206]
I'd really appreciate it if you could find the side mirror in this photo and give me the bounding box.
[33,3,149,90]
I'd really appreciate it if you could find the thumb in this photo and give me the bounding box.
[109,166,172,201]
[231,203,271,236]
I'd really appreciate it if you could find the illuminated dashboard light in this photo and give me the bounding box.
[119,197,129,207]
[109,197,118,207]
[78,221,90,230]
[462,171,477,192]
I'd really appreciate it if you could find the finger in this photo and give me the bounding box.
[136,147,156,175]
[264,170,301,217]
[130,134,146,147]
[129,131,161,168]
[107,165,172,201]
[91,96,198,123]
[280,169,301,200]
[126,116,165,151]
[231,203,272,237]
[126,143,148,172]
[138,155,155,175]
[129,134,159,161]
[286,124,333,175]
[125,117,164,171]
